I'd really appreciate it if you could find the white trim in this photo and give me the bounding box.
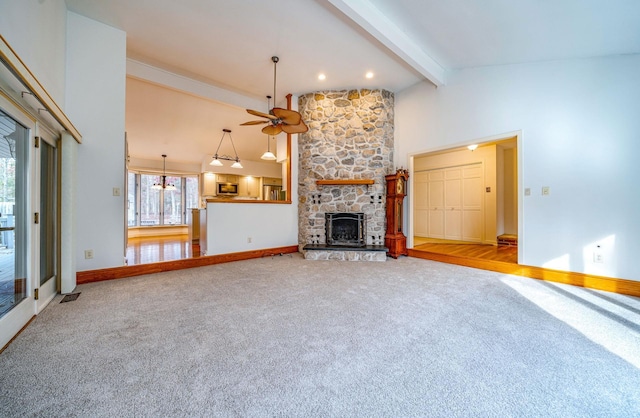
[407,130,523,255]
[127,59,265,111]
[327,0,446,87]
[0,35,81,142]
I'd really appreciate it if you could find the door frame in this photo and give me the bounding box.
[407,130,523,263]
[34,127,59,313]
[0,92,37,349]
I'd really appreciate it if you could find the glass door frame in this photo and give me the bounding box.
[0,93,36,349]
[34,127,58,313]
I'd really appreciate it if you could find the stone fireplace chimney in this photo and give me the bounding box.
[297,89,394,260]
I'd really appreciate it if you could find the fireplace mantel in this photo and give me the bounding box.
[315,179,375,186]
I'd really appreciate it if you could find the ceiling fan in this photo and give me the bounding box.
[240,56,308,135]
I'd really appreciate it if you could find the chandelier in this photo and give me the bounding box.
[210,129,243,168]
[151,154,176,191]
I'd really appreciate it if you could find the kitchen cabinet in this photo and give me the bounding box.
[263,177,282,186]
[217,174,238,183]
[238,176,260,198]
[201,172,217,196]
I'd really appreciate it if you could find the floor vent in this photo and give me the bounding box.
[60,293,81,303]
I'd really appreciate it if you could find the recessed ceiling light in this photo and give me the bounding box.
[318,73,326,81]
[365,72,374,79]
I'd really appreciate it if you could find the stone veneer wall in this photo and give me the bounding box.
[298,89,394,251]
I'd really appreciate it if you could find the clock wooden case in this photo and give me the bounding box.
[385,169,409,258]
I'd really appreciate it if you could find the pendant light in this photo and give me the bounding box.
[210,129,243,168]
[261,135,276,161]
[152,154,176,191]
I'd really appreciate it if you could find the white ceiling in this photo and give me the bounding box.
[64,0,640,166]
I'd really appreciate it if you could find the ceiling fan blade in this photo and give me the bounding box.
[246,108,278,120]
[272,107,301,125]
[281,121,309,134]
[262,124,283,135]
[240,120,269,126]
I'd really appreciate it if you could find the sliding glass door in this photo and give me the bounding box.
[36,135,57,312]
[0,105,32,349]
[0,95,59,348]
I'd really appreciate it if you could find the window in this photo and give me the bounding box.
[163,176,182,225]
[127,171,198,227]
[127,171,136,226]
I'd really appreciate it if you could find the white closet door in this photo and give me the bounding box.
[413,172,429,236]
[416,163,484,243]
[427,170,445,238]
[462,165,483,242]
[444,168,462,240]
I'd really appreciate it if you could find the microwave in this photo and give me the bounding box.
[217,182,238,195]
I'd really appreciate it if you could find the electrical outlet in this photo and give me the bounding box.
[594,245,604,263]
[524,188,531,196]
[247,237,252,243]
[84,249,94,259]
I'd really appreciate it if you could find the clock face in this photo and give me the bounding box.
[396,179,404,194]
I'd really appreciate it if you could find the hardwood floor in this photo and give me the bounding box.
[412,239,518,264]
[125,235,517,267]
[126,235,200,266]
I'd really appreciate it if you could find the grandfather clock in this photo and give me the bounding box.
[385,169,409,258]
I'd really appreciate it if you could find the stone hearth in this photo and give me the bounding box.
[297,89,394,261]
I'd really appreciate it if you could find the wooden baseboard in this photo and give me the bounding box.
[407,249,640,297]
[76,245,299,284]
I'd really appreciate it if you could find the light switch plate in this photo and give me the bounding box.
[542,186,550,196]
[113,187,121,196]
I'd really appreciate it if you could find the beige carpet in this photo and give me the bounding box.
[1,254,639,417]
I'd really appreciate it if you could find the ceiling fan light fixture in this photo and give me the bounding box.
[241,56,308,134]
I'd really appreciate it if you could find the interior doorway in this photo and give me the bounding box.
[410,135,519,264]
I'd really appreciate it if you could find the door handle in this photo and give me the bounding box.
[0,227,15,232]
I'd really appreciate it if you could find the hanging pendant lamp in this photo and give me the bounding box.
[210,129,243,168]
[261,135,276,160]
[152,154,177,191]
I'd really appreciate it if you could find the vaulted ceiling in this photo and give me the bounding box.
[64,0,640,165]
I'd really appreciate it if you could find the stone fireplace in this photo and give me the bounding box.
[297,89,394,261]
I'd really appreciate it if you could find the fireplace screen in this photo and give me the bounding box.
[325,212,366,247]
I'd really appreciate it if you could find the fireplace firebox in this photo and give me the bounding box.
[325,212,366,247]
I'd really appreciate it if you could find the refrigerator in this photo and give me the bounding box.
[263,185,283,201]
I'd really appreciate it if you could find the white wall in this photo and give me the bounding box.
[397,55,640,281]
[0,0,67,105]
[65,12,127,271]
[0,0,78,287]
